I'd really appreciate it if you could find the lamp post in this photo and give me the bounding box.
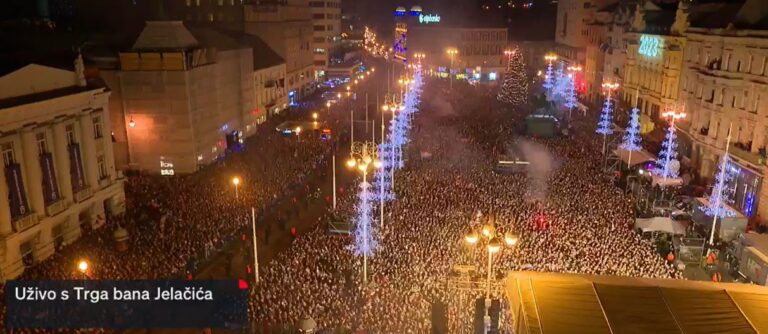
[464,225,518,334]
[77,259,91,279]
[346,141,381,285]
[543,53,558,90]
[659,106,686,183]
[566,65,582,119]
[231,176,241,200]
[600,81,620,155]
[446,48,458,90]
[251,207,260,284]
[382,93,403,190]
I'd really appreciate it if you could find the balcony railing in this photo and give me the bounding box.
[12,213,39,233]
[74,187,93,203]
[730,143,765,167]
[99,178,111,189]
[45,200,68,217]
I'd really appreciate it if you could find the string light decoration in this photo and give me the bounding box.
[497,48,528,106]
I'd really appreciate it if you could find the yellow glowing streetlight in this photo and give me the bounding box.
[232,176,241,199]
[462,227,518,328]
[312,112,318,120]
[128,117,136,128]
[346,158,357,168]
[77,259,89,273]
[446,48,458,89]
[504,231,519,246]
[465,231,479,245]
[544,53,558,62]
[337,93,342,99]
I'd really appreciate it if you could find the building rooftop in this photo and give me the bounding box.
[0,64,105,109]
[216,30,285,70]
[506,271,768,333]
[132,21,199,51]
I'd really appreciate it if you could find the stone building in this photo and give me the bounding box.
[0,57,125,281]
[310,0,341,78]
[678,0,768,218]
[244,0,315,103]
[103,21,255,174]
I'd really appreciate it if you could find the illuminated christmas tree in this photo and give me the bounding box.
[563,75,578,110]
[620,106,642,152]
[652,125,680,179]
[497,48,528,106]
[595,97,613,135]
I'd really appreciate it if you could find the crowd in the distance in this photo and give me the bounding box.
[0,108,334,333]
[0,73,679,334]
[249,79,679,333]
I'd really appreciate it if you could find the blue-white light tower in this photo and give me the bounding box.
[705,126,737,247]
[543,54,557,90]
[347,141,381,285]
[620,105,643,165]
[652,108,685,182]
[596,81,619,155]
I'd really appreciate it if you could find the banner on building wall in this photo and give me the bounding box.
[40,152,60,204]
[68,143,86,192]
[5,163,30,219]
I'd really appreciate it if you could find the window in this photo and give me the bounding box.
[313,25,325,31]
[92,116,103,139]
[313,13,325,19]
[36,132,47,155]
[1,142,14,166]
[65,124,76,145]
[218,0,223,6]
[97,155,108,180]
[309,1,324,7]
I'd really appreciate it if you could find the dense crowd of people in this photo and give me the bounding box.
[1,72,679,333]
[0,109,335,333]
[250,79,679,333]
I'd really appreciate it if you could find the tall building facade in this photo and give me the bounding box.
[409,25,508,82]
[244,0,315,103]
[0,59,125,281]
[103,21,255,174]
[310,0,341,78]
[621,2,685,126]
[678,0,768,219]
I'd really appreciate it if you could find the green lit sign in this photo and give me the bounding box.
[638,35,661,57]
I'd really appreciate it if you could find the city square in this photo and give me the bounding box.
[1,0,768,333]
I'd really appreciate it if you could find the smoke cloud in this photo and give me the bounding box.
[514,140,558,202]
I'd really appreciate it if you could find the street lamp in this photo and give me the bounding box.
[464,225,518,334]
[231,176,241,200]
[77,259,90,279]
[599,81,620,155]
[312,112,318,121]
[347,141,381,285]
[128,117,136,128]
[659,106,686,183]
[446,48,458,90]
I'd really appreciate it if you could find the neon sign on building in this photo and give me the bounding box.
[638,35,662,58]
[418,14,440,24]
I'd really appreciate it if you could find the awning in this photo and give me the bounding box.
[506,271,768,334]
[612,148,655,167]
[635,217,687,235]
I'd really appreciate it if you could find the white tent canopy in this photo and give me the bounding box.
[650,174,684,187]
[635,217,687,235]
[612,148,655,167]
